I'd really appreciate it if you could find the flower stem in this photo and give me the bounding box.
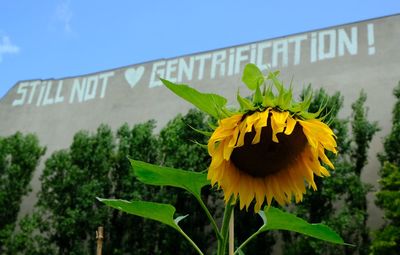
[195,195,223,241]
[218,196,235,255]
[229,210,234,255]
[233,229,262,254]
[178,228,204,255]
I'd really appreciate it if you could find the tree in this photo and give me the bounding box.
[370,82,400,254]
[0,132,45,253]
[35,125,115,254]
[108,120,167,255]
[282,88,379,255]
[157,109,217,254]
[4,110,217,255]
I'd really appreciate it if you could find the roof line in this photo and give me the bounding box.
[2,13,399,100]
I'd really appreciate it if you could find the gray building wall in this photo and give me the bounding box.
[1,14,399,229]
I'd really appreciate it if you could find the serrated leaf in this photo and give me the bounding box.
[161,78,227,119]
[97,198,181,230]
[130,159,210,198]
[258,207,345,245]
[99,198,204,254]
[242,63,265,90]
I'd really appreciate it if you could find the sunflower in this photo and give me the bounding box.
[162,63,337,212]
[207,107,337,212]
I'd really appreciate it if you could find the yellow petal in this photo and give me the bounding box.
[271,110,289,143]
[318,145,335,169]
[284,115,297,135]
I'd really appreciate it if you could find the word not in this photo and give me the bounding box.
[12,71,114,107]
[69,72,114,104]
[149,24,374,87]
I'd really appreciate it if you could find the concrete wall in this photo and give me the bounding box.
[1,14,399,229]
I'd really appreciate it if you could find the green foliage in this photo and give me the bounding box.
[156,109,217,254]
[4,103,356,254]
[0,132,45,253]
[109,120,174,255]
[37,125,114,254]
[371,82,400,254]
[282,88,379,255]
[5,110,215,255]
[1,213,53,255]
[102,118,346,254]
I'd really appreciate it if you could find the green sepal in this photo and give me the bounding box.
[258,207,348,245]
[242,63,264,91]
[253,85,263,106]
[267,70,294,111]
[301,87,313,111]
[190,140,208,150]
[299,103,325,119]
[267,71,283,92]
[263,85,276,108]
[237,90,256,111]
[280,88,293,110]
[161,78,228,119]
[291,92,313,113]
[208,121,218,130]
[188,124,213,137]
[130,159,210,198]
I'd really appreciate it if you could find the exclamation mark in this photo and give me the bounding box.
[367,24,376,55]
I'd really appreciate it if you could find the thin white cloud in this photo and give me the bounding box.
[55,0,73,33]
[0,36,20,63]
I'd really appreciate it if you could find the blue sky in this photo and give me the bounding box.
[1,1,399,99]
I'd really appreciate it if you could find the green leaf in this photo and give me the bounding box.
[99,198,205,254]
[161,78,227,119]
[130,159,210,198]
[242,63,264,90]
[259,207,345,245]
[97,198,182,230]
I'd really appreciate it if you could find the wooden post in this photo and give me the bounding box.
[229,210,234,255]
[96,226,104,255]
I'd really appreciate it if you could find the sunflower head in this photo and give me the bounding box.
[163,63,337,212]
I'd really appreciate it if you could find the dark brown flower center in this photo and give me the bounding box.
[230,119,307,178]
